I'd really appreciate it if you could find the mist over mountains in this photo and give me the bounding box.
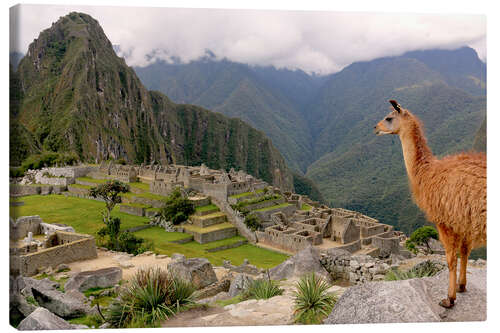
[134,47,486,233]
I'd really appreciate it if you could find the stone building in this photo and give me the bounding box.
[9,216,97,276]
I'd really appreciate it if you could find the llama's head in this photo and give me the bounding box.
[374,100,409,135]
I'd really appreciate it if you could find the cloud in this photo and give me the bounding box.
[10,4,486,74]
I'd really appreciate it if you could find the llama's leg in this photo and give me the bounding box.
[458,241,472,293]
[436,224,458,308]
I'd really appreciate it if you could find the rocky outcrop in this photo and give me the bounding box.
[168,257,218,289]
[324,267,486,324]
[269,246,331,282]
[17,307,73,330]
[64,267,122,292]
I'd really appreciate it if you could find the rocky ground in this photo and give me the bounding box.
[13,246,487,329]
[163,277,347,327]
[325,266,486,324]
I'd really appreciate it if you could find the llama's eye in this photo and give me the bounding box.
[385,117,393,122]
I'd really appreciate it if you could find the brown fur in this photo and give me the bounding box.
[375,100,486,308]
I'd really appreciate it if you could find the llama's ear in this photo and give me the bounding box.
[389,100,402,113]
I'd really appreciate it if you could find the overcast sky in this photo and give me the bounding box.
[10,4,486,74]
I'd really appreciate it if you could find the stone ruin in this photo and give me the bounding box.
[256,207,409,258]
[90,161,138,183]
[9,216,97,277]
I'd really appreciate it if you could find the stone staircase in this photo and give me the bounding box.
[183,202,237,244]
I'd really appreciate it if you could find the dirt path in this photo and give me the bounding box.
[67,249,172,280]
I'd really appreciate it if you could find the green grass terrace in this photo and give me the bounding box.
[252,203,292,212]
[10,195,149,235]
[228,189,265,199]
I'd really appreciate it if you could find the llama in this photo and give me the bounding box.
[374,100,486,308]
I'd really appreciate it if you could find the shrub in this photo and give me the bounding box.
[243,279,283,300]
[244,214,261,231]
[158,189,195,225]
[384,260,443,281]
[20,151,79,173]
[409,226,438,245]
[106,267,196,328]
[292,273,336,324]
[96,218,152,255]
[10,167,24,178]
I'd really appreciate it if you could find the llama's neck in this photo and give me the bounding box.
[398,114,434,188]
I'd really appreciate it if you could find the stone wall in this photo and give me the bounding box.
[256,225,319,253]
[360,225,387,238]
[10,184,40,197]
[191,228,238,244]
[67,185,90,196]
[150,180,183,196]
[120,195,164,208]
[211,197,257,243]
[372,236,400,255]
[10,216,43,240]
[242,197,286,211]
[200,183,228,202]
[253,204,296,221]
[320,250,391,284]
[334,240,362,253]
[34,174,71,186]
[15,232,97,276]
[119,204,146,216]
[42,166,93,178]
[40,223,75,234]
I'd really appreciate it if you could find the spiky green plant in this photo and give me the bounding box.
[243,279,284,300]
[106,267,196,328]
[293,273,337,325]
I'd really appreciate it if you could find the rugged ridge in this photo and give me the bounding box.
[12,12,293,190]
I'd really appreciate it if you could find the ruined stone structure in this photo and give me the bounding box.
[9,216,97,276]
[256,206,403,256]
[92,162,137,183]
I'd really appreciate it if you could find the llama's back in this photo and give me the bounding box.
[413,152,486,247]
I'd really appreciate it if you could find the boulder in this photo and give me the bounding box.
[324,267,486,324]
[269,246,332,282]
[325,248,351,261]
[64,267,122,292]
[427,238,446,255]
[228,274,254,298]
[197,291,231,305]
[17,307,73,330]
[168,257,218,289]
[31,285,91,318]
[11,294,38,317]
[171,253,186,262]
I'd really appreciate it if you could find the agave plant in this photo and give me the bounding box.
[106,267,196,328]
[293,273,337,325]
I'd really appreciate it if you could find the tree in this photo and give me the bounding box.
[158,188,195,225]
[89,180,130,223]
[405,226,439,253]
